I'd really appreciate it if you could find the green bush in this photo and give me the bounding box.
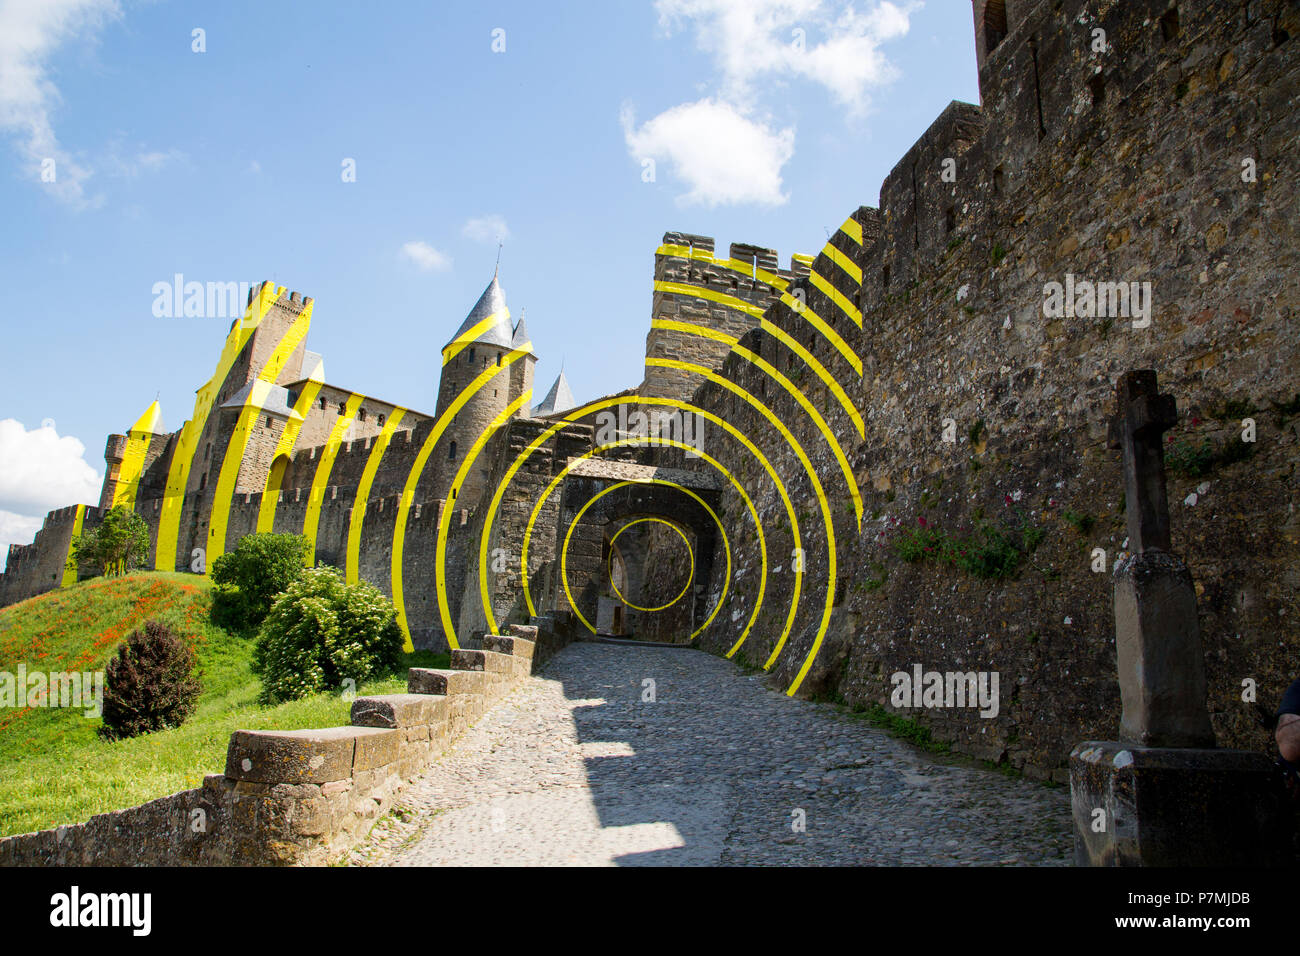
[100,620,202,740]
[252,566,404,705]
[71,505,151,578]
[892,512,1044,580]
[211,532,312,632]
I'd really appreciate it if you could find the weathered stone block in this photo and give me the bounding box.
[408,667,487,697]
[1070,741,1293,866]
[351,693,447,729]
[484,633,535,660]
[1113,552,1215,748]
[451,647,515,674]
[352,727,401,772]
[225,727,380,784]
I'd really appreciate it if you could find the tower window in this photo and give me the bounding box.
[984,0,1008,56]
[320,397,327,410]
[377,413,385,427]
[449,441,457,461]
[496,354,502,366]
[358,408,366,423]
[266,416,273,429]
[468,348,476,364]
[337,403,344,415]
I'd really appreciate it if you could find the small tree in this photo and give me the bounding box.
[252,566,404,705]
[100,620,202,740]
[210,532,312,632]
[71,505,151,578]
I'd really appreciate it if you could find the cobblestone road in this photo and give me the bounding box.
[350,643,1072,866]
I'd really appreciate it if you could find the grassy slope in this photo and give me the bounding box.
[0,572,445,838]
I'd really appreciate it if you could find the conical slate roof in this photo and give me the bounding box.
[510,310,535,356]
[443,273,512,356]
[130,400,163,436]
[532,370,576,417]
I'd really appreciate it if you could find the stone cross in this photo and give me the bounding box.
[1107,369,1177,553]
[1106,369,1215,747]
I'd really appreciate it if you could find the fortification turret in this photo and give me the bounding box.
[431,270,535,505]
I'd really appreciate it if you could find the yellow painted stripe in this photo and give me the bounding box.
[758,318,865,438]
[656,243,791,292]
[206,302,314,568]
[61,505,85,587]
[810,267,863,328]
[256,380,323,533]
[112,401,161,509]
[791,253,815,266]
[654,280,766,319]
[649,315,862,442]
[646,357,838,684]
[840,216,863,245]
[776,291,862,377]
[345,408,406,584]
[651,318,738,348]
[392,349,527,649]
[512,455,743,642]
[655,276,861,378]
[442,309,510,365]
[434,390,532,648]
[823,242,863,284]
[484,394,797,660]
[303,392,365,564]
[154,284,281,569]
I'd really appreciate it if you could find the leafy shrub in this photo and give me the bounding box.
[252,566,404,705]
[71,505,151,579]
[892,513,1044,580]
[211,532,312,632]
[100,620,202,740]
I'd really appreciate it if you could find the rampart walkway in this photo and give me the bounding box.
[351,643,1071,866]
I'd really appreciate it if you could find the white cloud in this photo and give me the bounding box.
[102,139,186,178]
[622,98,794,207]
[0,0,122,208]
[462,214,510,244]
[654,0,912,113]
[0,420,102,568]
[400,240,451,272]
[0,510,43,572]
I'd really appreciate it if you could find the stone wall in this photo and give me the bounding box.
[0,625,551,866]
[650,0,1300,779]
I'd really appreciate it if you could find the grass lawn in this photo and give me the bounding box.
[0,571,446,838]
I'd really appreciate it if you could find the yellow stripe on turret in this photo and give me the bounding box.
[442,310,510,365]
[205,298,314,569]
[154,284,281,570]
[112,400,162,509]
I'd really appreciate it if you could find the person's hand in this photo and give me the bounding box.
[1277,713,1300,764]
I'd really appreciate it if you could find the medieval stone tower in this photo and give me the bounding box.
[431,271,536,504]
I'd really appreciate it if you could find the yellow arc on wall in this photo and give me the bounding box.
[111,401,162,510]
[606,517,694,613]
[301,392,365,565]
[206,302,314,570]
[255,380,324,533]
[154,284,281,570]
[345,408,406,584]
[60,505,86,588]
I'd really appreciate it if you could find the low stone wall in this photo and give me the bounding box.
[0,625,541,867]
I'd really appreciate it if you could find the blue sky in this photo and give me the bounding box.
[0,0,979,563]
